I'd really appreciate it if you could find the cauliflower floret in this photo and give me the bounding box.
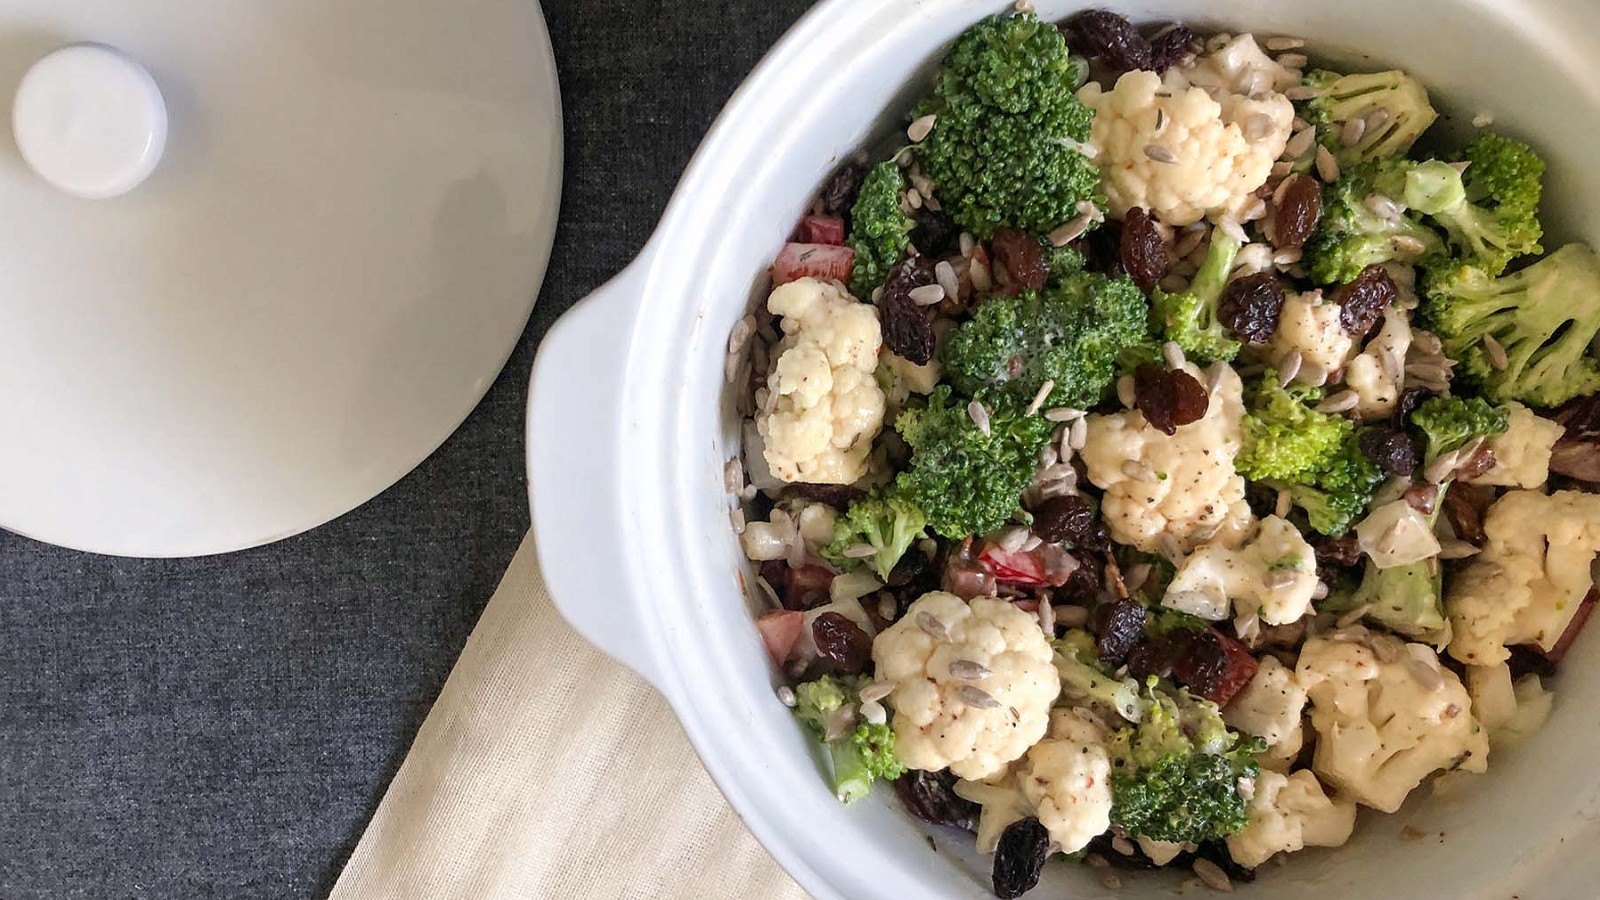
[1224,656,1308,755]
[1343,304,1412,418]
[1268,291,1354,376]
[1015,709,1114,854]
[1446,490,1600,665]
[757,278,886,484]
[1164,516,1318,625]
[877,349,942,418]
[1466,663,1554,748]
[1081,362,1254,554]
[873,592,1061,780]
[1465,402,1565,489]
[1225,769,1357,868]
[1353,498,1440,570]
[1296,628,1489,813]
[1180,34,1302,97]
[1078,70,1293,226]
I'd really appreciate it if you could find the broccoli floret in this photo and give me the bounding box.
[1045,242,1087,283]
[1054,630,1145,722]
[1304,156,1446,285]
[1300,69,1438,163]
[943,271,1151,410]
[1237,372,1355,483]
[1106,687,1262,844]
[1264,433,1385,536]
[895,387,1055,539]
[821,486,929,580]
[792,675,907,804]
[1424,243,1600,406]
[1151,232,1244,362]
[914,11,1100,238]
[1408,395,1509,466]
[1399,136,1544,277]
[847,161,915,298]
[1349,485,1450,642]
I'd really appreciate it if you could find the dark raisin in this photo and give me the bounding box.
[1128,633,1188,682]
[1442,483,1493,545]
[1310,534,1363,569]
[1171,628,1260,705]
[1031,495,1110,551]
[1055,552,1104,602]
[1191,842,1258,883]
[1086,833,1160,870]
[1119,206,1167,293]
[1551,395,1600,483]
[1456,445,1498,481]
[1133,363,1209,435]
[993,816,1051,899]
[886,548,930,588]
[1093,599,1148,665]
[819,162,865,219]
[991,226,1049,292]
[1358,427,1417,477]
[1549,589,1600,664]
[1336,264,1397,337]
[1403,482,1439,515]
[1272,174,1323,249]
[1507,644,1558,680]
[1217,272,1286,345]
[1064,10,1152,74]
[783,483,865,507]
[910,205,959,259]
[1080,219,1125,279]
[812,612,871,675]
[1392,387,1431,429]
[893,769,979,830]
[878,258,938,364]
[1146,24,1197,72]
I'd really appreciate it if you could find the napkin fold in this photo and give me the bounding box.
[330,532,809,899]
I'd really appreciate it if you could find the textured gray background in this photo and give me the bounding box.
[0,1,814,896]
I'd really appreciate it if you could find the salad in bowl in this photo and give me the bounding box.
[725,5,1600,897]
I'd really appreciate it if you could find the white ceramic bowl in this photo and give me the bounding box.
[530,2,1600,896]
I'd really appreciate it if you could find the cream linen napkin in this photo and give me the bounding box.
[330,532,811,900]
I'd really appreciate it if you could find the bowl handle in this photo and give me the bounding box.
[526,254,665,690]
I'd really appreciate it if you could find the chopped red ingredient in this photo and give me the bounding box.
[795,215,847,246]
[771,242,855,286]
[780,563,835,610]
[980,544,1082,589]
[1171,627,1260,705]
[755,609,805,666]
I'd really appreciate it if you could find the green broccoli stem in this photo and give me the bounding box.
[827,737,874,805]
[1191,231,1242,300]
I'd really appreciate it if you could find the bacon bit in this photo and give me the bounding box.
[755,610,805,666]
[770,242,855,286]
[794,215,847,246]
[1172,628,1261,705]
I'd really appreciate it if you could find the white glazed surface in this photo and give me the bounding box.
[0,0,562,556]
[530,1,1600,897]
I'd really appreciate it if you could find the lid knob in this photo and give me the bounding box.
[13,43,168,199]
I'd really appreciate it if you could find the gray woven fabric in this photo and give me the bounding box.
[0,1,813,896]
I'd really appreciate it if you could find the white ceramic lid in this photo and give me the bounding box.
[0,0,562,556]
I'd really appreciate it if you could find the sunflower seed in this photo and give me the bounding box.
[1274,247,1304,267]
[1193,857,1233,892]
[905,188,923,210]
[1000,526,1030,553]
[878,594,897,621]
[1406,656,1445,692]
[968,400,992,436]
[1483,333,1509,370]
[776,685,798,708]
[969,257,991,292]
[1217,216,1250,244]
[1278,52,1309,69]
[907,113,937,143]
[1437,540,1482,560]
[1365,107,1392,133]
[841,543,878,559]
[908,283,945,306]
[959,685,1001,709]
[1336,604,1372,629]
[1315,144,1341,182]
[1043,406,1085,424]
[1026,380,1057,416]
[729,507,746,533]
[1284,127,1317,159]
[1244,112,1275,143]
[1054,604,1090,628]
[934,260,960,301]
[1424,449,1462,484]
[917,611,948,641]
[1117,375,1136,407]
[1069,415,1089,450]
[1265,36,1306,51]
[859,698,888,725]
[1111,836,1136,856]
[949,658,992,680]
[1315,390,1361,413]
[1340,116,1367,147]
[1038,598,1055,634]
[959,232,976,258]
[1264,569,1300,591]
[1277,350,1304,386]
[1144,144,1179,164]
[1312,581,1330,600]
[858,681,894,705]
[1284,85,1325,101]
[1163,341,1187,371]
[1049,214,1094,246]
